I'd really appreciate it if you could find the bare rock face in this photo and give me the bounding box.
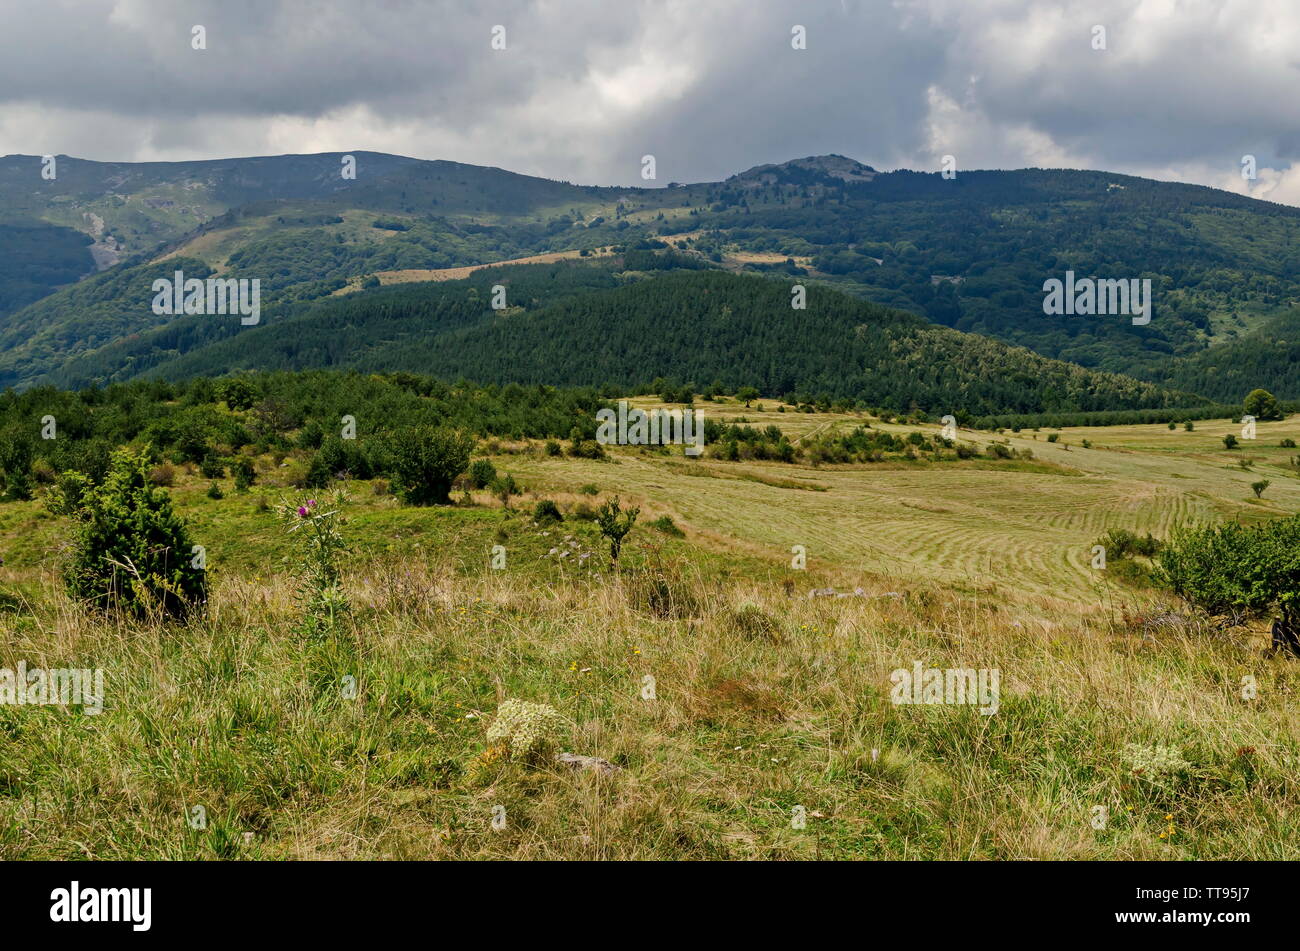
[556,752,621,774]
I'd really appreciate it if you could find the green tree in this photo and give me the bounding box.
[0,423,34,501]
[596,496,639,568]
[1244,388,1282,421]
[216,377,257,411]
[388,426,475,505]
[55,445,207,619]
[736,386,760,408]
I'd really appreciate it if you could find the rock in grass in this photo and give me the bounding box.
[556,752,621,774]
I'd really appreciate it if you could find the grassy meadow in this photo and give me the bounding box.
[1,401,1298,859]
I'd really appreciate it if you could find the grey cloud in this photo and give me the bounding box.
[0,0,1297,194]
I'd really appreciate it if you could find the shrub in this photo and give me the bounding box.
[1157,514,1300,654]
[55,445,207,619]
[304,451,334,489]
[532,499,563,523]
[467,458,497,489]
[148,463,176,487]
[0,425,34,501]
[1223,434,1238,450]
[199,454,226,479]
[579,483,599,495]
[491,474,520,508]
[1251,479,1271,499]
[206,481,224,500]
[650,515,684,537]
[1281,438,1297,449]
[216,377,257,411]
[569,439,606,460]
[1095,528,1162,560]
[389,426,475,505]
[1046,433,1059,443]
[233,458,256,492]
[544,440,563,457]
[596,496,639,567]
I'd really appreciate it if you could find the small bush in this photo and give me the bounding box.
[206,481,224,500]
[467,458,497,490]
[569,439,606,460]
[491,474,521,507]
[148,463,176,487]
[55,445,207,619]
[650,515,684,537]
[532,499,563,523]
[233,458,256,492]
[1096,528,1162,560]
[596,496,639,567]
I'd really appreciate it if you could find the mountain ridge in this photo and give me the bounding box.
[1,150,1298,404]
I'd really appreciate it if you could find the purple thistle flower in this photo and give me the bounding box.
[297,506,309,517]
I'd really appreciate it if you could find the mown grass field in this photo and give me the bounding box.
[1,407,1297,859]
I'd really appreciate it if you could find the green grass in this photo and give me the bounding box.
[1,417,1298,859]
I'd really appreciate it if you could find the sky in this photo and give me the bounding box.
[3,0,1300,203]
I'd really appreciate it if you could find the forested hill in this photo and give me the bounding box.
[49,265,1201,420]
[2,150,1298,400]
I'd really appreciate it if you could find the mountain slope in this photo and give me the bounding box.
[2,150,1299,400]
[51,266,1201,419]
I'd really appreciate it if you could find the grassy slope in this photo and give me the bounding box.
[0,407,1298,859]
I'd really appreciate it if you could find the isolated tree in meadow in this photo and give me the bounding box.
[53,445,207,619]
[388,426,475,505]
[1252,479,1271,499]
[1244,388,1282,422]
[596,496,639,568]
[736,386,760,408]
[1223,434,1238,450]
